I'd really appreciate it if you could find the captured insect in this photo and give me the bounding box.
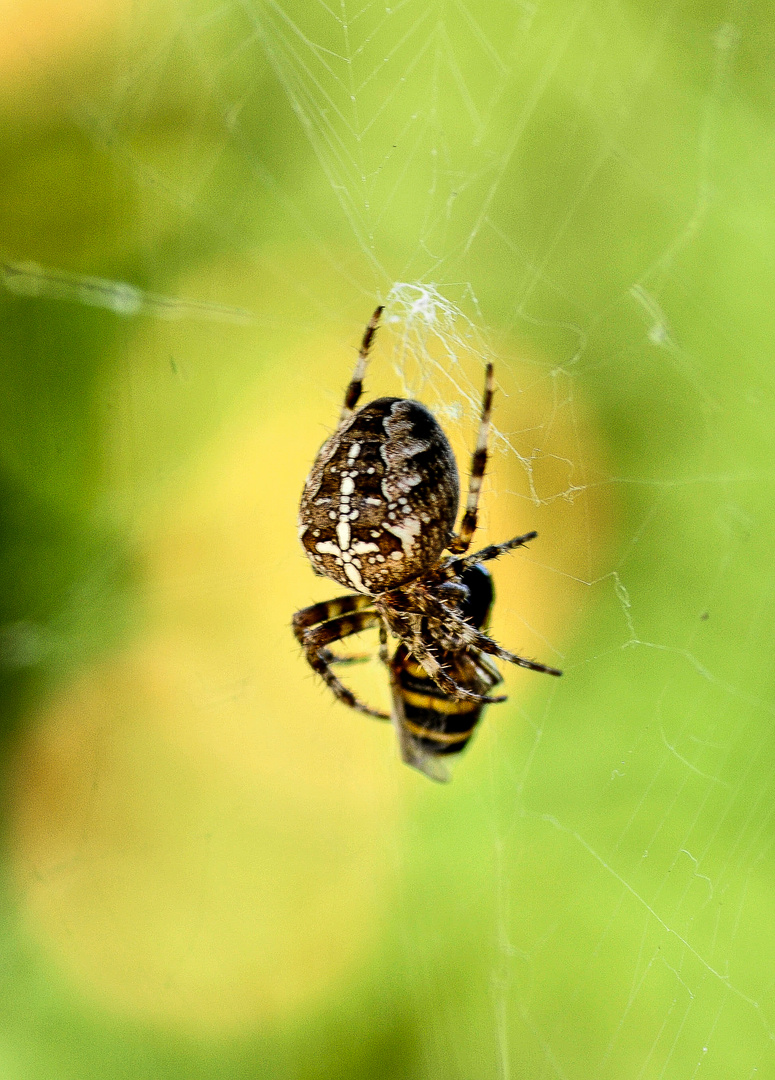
[293,307,562,781]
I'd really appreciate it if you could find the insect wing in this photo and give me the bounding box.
[388,671,451,783]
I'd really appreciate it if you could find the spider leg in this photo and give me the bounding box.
[400,590,563,679]
[294,595,376,667]
[296,610,390,719]
[444,615,562,676]
[448,362,494,555]
[443,531,538,578]
[320,649,371,667]
[374,596,505,701]
[405,630,508,705]
[339,305,384,424]
[292,593,374,637]
[378,619,390,666]
[470,629,562,676]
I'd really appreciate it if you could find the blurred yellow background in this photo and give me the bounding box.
[10,293,611,1032]
[1,1,773,1078]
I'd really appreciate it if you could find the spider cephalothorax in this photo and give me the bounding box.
[294,307,561,781]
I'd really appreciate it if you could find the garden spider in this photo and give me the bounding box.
[294,307,562,781]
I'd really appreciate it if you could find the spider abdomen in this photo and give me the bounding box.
[298,397,459,593]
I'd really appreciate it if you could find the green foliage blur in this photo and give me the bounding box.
[1,1,774,1078]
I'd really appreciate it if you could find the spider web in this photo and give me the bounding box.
[2,0,774,1077]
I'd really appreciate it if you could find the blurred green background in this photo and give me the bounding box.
[1,0,774,1077]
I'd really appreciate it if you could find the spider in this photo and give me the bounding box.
[293,306,562,781]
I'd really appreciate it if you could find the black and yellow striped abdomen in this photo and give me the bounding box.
[391,564,502,757]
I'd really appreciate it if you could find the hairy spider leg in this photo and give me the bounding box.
[448,362,494,554]
[378,620,390,665]
[414,591,563,678]
[378,576,561,683]
[389,615,508,705]
[367,586,488,689]
[446,531,564,674]
[320,650,372,667]
[339,305,384,424]
[295,610,389,719]
[443,531,539,579]
[292,593,374,634]
[294,594,378,667]
[474,633,563,677]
